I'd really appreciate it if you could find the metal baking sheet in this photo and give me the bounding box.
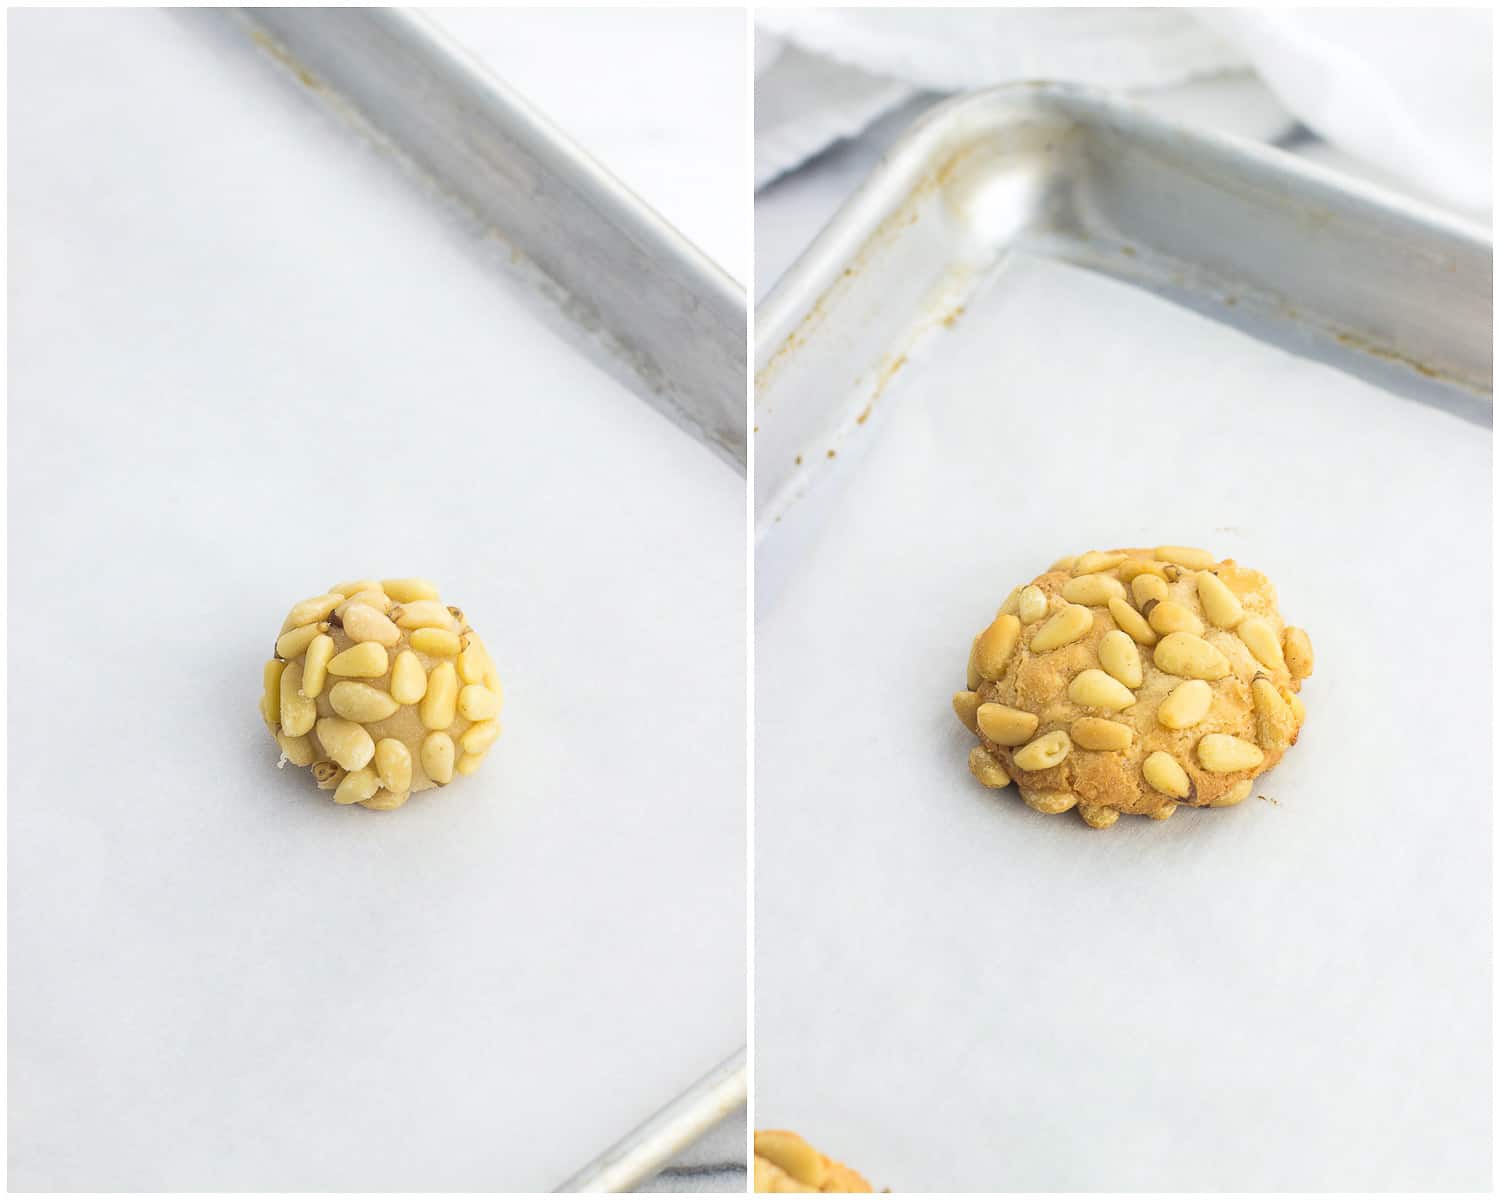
[9,8,743,1192]
[754,85,1490,1191]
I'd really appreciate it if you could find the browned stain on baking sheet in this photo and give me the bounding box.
[250,28,324,91]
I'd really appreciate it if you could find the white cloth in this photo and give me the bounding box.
[755,8,1491,214]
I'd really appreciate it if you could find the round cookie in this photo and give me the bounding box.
[259,578,502,811]
[953,546,1313,828]
[755,1130,872,1193]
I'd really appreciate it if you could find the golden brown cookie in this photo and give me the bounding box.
[755,1130,873,1193]
[259,578,502,810]
[953,546,1312,828]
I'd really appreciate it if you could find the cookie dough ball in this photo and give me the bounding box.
[754,1131,872,1193]
[953,546,1313,828]
[259,578,502,811]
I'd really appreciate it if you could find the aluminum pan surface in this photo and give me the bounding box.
[241,7,747,472]
[8,10,743,1191]
[756,85,1490,530]
[754,88,1490,1191]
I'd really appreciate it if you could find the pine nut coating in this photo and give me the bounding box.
[262,580,503,808]
[389,650,428,705]
[327,642,389,678]
[1017,585,1049,624]
[1107,596,1158,647]
[974,614,1021,680]
[1196,570,1244,628]
[1196,733,1265,773]
[1283,627,1315,679]
[341,602,402,646]
[1030,604,1093,652]
[1013,730,1071,772]
[421,731,456,785]
[1098,630,1143,688]
[952,691,981,733]
[957,547,1310,827]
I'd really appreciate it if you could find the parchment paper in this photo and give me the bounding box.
[756,252,1490,1191]
[8,10,743,1190]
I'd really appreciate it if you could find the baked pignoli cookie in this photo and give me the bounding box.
[260,579,502,810]
[755,1131,873,1193]
[954,547,1312,828]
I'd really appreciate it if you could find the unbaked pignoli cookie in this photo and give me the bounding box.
[755,1130,873,1193]
[954,547,1312,828]
[259,579,502,810]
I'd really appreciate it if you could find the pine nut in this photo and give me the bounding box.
[391,600,457,631]
[460,719,501,755]
[1154,545,1216,570]
[336,588,393,617]
[341,602,401,646]
[976,703,1039,746]
[1147,802,1177,821]
[1073,550,1126,575]
[1287,690,1306,723]
[1013,729,1071,771]
[1097,630,1143,688]
[333,765,380,806]
[1212,779,1254,807]
[1118,559,1168,582]
[1147,599,1204,637]
[1061,574,1126,606]
[420,662,458,730]
[330,579,380,599]
[1030,604,1093,652]
[367,738,410,796]
[262,659,285,729]
[327,642,389,679]
[315,717,375,771]
[1131,574,1168,609]
[411,627,462,657]
[1050,555,1076,572]
[1153,632,1230,679]
[1071,716,1132,751]
[279,662,317,737]
[952,691,981,733]
[1283,626,1314,679]
[457,638,494,685]
[1078,803,1119,829]
[276,731,315,766]
[1236,615,1286,671]
[966,636,982,690]
[421,731,456,784]
[458,684,501,721]
[1067,668,1135,711]
[275,621,328,660]
[328,681,399,723]
[1107,597,1158,646]
[975,614,1021,679]
[1022,789,1077,814]
[284,592,344,630]
[1017,585,1049,624]
[382,578,441,603]
[1252,676,1297,749]
[361,789,409,811]
[390,650,428,705]
[1196,570,1244,628]
[1156,679,1213,729]
[1142,751,1191,798]
[301,634,335,698]
[1196,733,1264,773]
[998,587,1021,616]
[455,752,485,777]
[311,760,344,789]
[755,1132,826,1187]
